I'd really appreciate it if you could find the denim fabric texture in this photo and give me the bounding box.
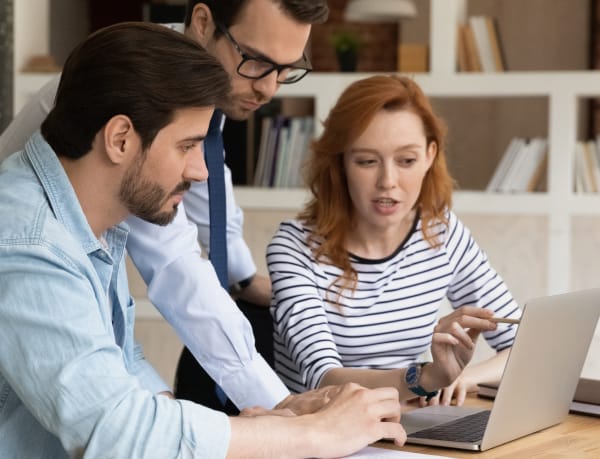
[0,132,230,458]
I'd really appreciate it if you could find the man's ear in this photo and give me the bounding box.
[103,115,137,165]
[188,3,215,47]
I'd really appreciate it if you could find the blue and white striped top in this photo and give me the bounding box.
[267,211,520,393]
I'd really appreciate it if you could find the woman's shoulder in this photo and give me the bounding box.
[275,218,314,236]
[270,218,316,248]
[417,207,461,232]
[416,208,467,250]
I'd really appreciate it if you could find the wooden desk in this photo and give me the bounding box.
[374,395,600,458]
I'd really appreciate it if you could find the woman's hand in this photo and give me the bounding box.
[418,371,478,407]
[422,306,497,394]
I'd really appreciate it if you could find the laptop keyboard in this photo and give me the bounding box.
[409,410,491,443]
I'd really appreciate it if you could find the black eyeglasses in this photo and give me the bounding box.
[215,22,311,84]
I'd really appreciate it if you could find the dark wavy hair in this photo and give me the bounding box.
[41,22,231,159]
[184,0,329,36]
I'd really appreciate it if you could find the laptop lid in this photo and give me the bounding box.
[401,288,600,451]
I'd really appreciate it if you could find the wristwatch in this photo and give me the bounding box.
[405,362,439,401]
[229,274,255,295]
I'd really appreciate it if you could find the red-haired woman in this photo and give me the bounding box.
[267,75,521,406]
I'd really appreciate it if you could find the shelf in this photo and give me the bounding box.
[281,71,600,99]
[234,187,554,215]
[233,186,309,210]
[569,195,600,215]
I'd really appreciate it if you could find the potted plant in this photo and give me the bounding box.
[329,28,362,72]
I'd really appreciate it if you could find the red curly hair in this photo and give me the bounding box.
[299,75,454,292]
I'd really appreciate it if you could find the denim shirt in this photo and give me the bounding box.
[0,132,230,458]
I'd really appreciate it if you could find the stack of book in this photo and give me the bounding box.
[486,137,548,193]
[457,15,506,72]
[253,116,315,188]
[573,138,600,193]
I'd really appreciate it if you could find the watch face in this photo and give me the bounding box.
[406,364,419,386]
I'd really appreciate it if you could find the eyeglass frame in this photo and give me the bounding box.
[214,22,312,84]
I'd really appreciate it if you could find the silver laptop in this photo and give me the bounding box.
[401,288,600,451]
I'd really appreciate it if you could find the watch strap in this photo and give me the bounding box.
[408,384,439,401]
[230,274,255,294]
[406,362,439,401]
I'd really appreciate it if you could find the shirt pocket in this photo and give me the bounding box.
[121,296,137,367]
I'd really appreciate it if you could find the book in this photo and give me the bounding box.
[469,16,496,72]
[484,16,506,71]
[574,141,587,193]
[252,116,273,186]
[486,138,523,192]
[456,24,471,72]
[487,138,548,193]
[462,21,482,72]
[498,138,530,192]
[581,140,598,193]
[509,137,547,192]
[265,116,287,186]
[272,123,290,187]
[478,377,600,417]
[526,148,548,192]
[281,117,307,187]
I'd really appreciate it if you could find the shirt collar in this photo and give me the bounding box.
[24,131,129,255]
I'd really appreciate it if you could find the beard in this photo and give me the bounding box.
[119,159,190,226]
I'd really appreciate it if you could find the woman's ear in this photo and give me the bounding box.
[103,115,137,165]
[425,141,438,170]
[187,3,215,47]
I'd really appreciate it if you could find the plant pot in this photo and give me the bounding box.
[336,50,358,72]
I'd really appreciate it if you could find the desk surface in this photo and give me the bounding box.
[375,395,600,458]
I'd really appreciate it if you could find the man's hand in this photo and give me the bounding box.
[228,383,405,458]
[306,383,406,456]
[275,385,343,415]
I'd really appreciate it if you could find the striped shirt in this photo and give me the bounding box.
[267,211,520,393]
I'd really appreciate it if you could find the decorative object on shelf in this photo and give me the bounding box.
[397,43,428,72]
[329,27,362,72]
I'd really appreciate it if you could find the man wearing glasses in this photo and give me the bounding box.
[0,0,329,415]
[172,0,321,412]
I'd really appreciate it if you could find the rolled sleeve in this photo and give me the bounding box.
[221,353,289,409]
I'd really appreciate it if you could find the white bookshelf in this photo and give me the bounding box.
[234,0,600,376]
[233,0,599,299]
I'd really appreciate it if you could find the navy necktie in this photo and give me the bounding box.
[204,110,229,406]
[205,110,228,289]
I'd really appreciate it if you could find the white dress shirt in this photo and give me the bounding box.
[0,71,289,409]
